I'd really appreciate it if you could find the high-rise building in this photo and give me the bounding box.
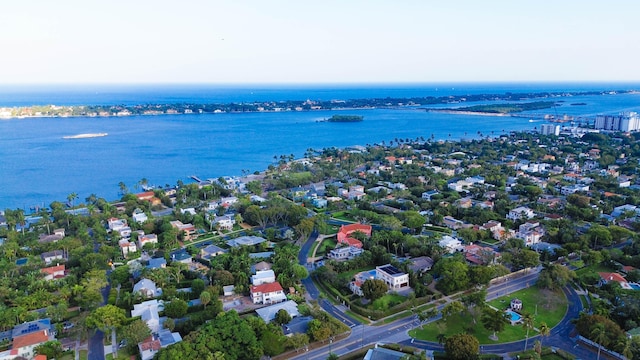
[540,124,560,136]
[594,112,640,132]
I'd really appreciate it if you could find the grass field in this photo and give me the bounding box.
[315,237,337,256]
[371,293,406,311]
[410,286,567,344]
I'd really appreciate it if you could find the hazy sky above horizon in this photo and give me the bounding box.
[2,1,639,84]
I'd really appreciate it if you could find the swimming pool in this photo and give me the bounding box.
[630,283,640,290]
[505,310,522,322]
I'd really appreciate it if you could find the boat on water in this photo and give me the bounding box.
[62,133,108,139]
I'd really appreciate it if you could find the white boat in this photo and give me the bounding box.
[62,133,108,139]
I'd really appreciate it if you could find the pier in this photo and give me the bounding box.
[190,175,203,183]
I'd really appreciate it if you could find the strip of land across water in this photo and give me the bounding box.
[0,90,634,119]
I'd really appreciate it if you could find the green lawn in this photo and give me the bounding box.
[410,286,568,344]
[316,237,337,256]
[331,212,356,221]
[574,263,615,277]
[80,350,88,360]
[371,293,406,311]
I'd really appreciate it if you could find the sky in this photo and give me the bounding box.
[1,0,639,84]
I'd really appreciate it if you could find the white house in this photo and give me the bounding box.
[516,221,545,246]
[439,236,463,253]
[132,211,148,224]
[251,270,276,286]
[119,239,137,257]
[507,206,535,221]
[376,264,409,290]
[138,234,158,249]
[250,281,286,304]
[133,278,162,298]
[327,246,363,260]
[560,184,589,195]
[131,300,163,333]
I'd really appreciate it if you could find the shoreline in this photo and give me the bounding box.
[426,109,513,117]
[0,89,631,120]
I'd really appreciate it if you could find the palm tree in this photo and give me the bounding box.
[15,209,25,236]
[591,323,607,360]
[38,208,51,234]
[522,313,535,351]
[118,182,128,195]
[538,322,550,349]
[67,192,78,209]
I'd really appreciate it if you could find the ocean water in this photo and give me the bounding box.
[1,83,639,210]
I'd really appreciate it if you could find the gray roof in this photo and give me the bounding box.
[255,300,299,323]
[227,235,267,247]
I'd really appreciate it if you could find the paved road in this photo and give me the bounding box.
[87,235,110,360]
[299,230,360,328]
[87,285,110,360]
[291,265,600,360]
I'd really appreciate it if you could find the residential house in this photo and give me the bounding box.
[180,208,196,216]
[364,345,415,360]
[227,235,267,247]
[438,236,463,253]
[131,300,163,333]
[376,264,409,290]
[41,264,65,281]
[250,281,286,304]
[443,216,466,230]
[2,329,54,360]
[561,184,589,195]
[38,229,65,244]
[169,221,197,241]
[108,218,131,238]
[253,261,272,272]
[516,221,545,246]
[132,210,148,224]
[421,190,439,200]
[598,272,633,290]
[327,245,363,260]
[135,192,162,206]
[223,285,235,297]
[336,223,372,249]
[211,215,235,231]
[255,300,300,323]
[133,278,162,298]
[251,270,276,286]
[407,256,434,273]
[170,250,192,264]
[147,258,167,270]
[119,239,137,257]
[200,244,226,260]
[138,234,158,249]
[463,244,500,265]
[507,206,535,221]
[40,250,66,265]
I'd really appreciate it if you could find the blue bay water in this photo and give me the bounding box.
[1,84,639,210]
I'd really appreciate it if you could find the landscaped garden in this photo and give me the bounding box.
[410,286,567,344]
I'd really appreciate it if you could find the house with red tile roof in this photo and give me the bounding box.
[250,281,286,304]
[337,223,372,249]
[598,272,632,289]
[41,264,66,281]
[7,329,53,359]
[135,191,162,206]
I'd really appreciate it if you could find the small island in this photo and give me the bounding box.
[326,115,364,122]
[435,101,557,115]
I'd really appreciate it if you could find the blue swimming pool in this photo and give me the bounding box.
[506,310,522,322]
[630,283,640,290]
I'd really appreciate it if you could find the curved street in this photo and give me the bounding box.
[294,231,600,360]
